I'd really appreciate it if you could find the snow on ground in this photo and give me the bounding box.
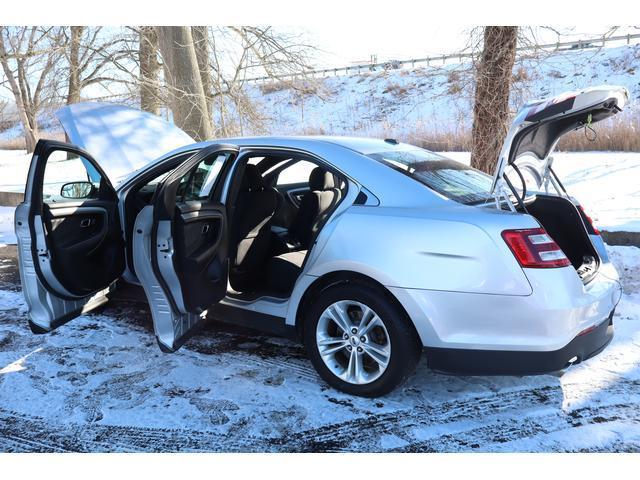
[0,207,16,245]
[0,242,638,452]
[0,149,30,193]
[552,152,640,233]
[246,44,640,137]
[2,43,639,148]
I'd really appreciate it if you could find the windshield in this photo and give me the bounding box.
[367,148,493,204]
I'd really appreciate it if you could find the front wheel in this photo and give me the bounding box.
[303,283,421,397]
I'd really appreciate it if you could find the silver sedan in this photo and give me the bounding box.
[15,85,626,396]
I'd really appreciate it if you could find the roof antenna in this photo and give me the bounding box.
[384,138,399,145]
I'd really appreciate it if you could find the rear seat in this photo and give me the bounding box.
[266,250,307,295]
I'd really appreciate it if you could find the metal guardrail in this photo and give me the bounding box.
[246,33,640,84]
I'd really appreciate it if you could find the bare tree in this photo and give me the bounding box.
[470,26,518,174]
[192,26,213,117]
[62,26,132,105]
[0,26,65,152]
[66,26,83,104]
[139,26,161,115]
[156,26,213,141]
[206,26,314,136]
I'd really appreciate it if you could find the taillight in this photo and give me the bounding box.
[578,205,600,235]
[501,228,571,268]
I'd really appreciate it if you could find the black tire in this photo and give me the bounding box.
[303,282,421,397]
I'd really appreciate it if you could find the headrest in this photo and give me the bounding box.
[242,164,264,191]
[309,167,335,191]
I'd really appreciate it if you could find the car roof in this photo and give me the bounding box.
[218,135,417,155]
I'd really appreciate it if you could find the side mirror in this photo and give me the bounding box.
[60,181,95,199]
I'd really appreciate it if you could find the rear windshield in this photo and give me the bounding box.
[367,148,493,204]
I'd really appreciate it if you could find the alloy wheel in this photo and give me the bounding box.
[315,300,391,385]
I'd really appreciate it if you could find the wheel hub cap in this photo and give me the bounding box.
[316,300,391,385]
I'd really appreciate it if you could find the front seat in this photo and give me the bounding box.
[287,167,342,249]
[229,164,278,292]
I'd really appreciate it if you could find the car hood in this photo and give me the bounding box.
[491,85,629,193]
[56,102,195,185]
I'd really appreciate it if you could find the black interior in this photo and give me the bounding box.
[126,148,347,303]
[151,145,238,314]
[124,151,196,277]
[172,201,228,312]
[286,167,342,249]
[229,164,278,291]
[29,140,125,299]
[519,194,598,272]
[43,200,125,296]
[227,155,346,298]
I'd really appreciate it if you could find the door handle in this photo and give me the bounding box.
[80,218,94,228]
[201,224,210,235]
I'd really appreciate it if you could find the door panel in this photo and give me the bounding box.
[16,140,124,332]
[133,207,203,352]
[43,202,123,296]
[173,202,227,312]
[134,144,238,352]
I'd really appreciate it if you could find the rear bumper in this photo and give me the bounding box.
[425,310,614,375]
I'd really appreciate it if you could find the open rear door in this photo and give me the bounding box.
[15,140,125,333]
[133,144,239,352]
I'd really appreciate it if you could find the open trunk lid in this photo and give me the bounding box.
[56,102,195,185]
[490,85,629,199]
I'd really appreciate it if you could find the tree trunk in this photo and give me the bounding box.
[156,26,213,141]
[0,35,38,152]
[23,112,39,153]
[139,26,161,115]
[66,26,83,105]
[191,26,213,117]
[470,26,518,174]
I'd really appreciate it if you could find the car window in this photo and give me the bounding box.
[276,160,316,186]
[368,148,493,204]
[42,149,103,204]
[176,152,230,202]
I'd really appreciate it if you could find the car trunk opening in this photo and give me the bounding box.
[516,194,599,282]
[486,86,629,283]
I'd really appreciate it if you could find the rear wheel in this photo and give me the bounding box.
[303,283,421,397]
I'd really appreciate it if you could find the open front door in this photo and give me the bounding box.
[15,140,125,333]
[133,144,239,352]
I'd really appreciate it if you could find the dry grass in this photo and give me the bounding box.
[512,66,530,83]
[382,116,640,153]
[0,137,26,150]
[260,81,293,95]
[260,79,324,97]
[556,117,640,152]
[382,82,409,97]
[0,131,65,151]
[398,129,472,152]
